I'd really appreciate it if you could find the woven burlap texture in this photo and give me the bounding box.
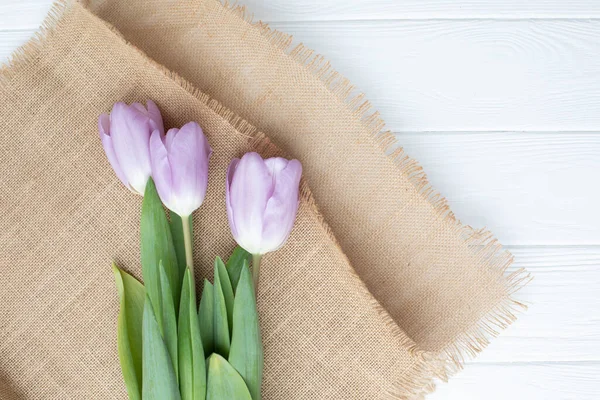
[0,1,530,399]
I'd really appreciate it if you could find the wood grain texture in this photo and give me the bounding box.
[397,132,600,245]
[266,19,600,131]
[8,0,600,25]
[429,363,600,400]
[240,0,600,20]
[476,246,600,363]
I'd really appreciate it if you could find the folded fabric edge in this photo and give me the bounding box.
[0,1,448,398]
[212,0,534,382]
[0,0,534,396]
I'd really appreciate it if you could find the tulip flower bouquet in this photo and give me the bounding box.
[99,101,302,400]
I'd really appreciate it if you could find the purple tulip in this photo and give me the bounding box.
[98,100,164,195]
[225,152,302,256]
[149,122,212,217]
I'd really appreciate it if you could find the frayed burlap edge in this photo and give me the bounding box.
[0,1,439,398]
[0,1,532,398]
[213,0,532,391]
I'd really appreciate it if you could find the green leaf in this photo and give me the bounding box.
[178,268,207,400]
[215,257,234,334]
[198,280,214,356]
[170,212,191,282]
[141,178,181,315]
[206,354,252,400]
[213,261,231,358]
[226,246,251,292]
[112,264,145,400]
[142,295,181,400]
[228,261,263,400]
[159,262,178,380]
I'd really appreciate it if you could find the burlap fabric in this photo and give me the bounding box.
[0,1,530,399]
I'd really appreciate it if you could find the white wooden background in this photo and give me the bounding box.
[2,1,600,399]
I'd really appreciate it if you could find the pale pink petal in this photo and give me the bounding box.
[166,122,211,216]
[109,102,152,194]
[261,159,302,253]
[98,113,129,188]
[228,152,273,254]
[225,158,241,240]
[164,128,179,152]
[130,102,146,114]
[149,129,173,205]
[146,100,165,136]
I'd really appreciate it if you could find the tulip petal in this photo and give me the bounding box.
[225,159,241,241]
[163,128,178,153]
[229,152,273,254]
[261,159,302,253]
[110,102,152,194]
[130,102,146,114]
[149,129,173,208]
[167,122,211,216]
[146,100,165,136]
[98,113,129,188]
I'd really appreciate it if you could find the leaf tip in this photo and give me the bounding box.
[112,263,125,297]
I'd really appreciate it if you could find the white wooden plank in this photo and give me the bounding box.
[473,246,600,362]
[0,0,52,30]
[266,19,600,131]
[241,0,600,20]
[428,363,600,400]
[0,31,33,64]
[396,132,600,245]
[3,0,600,29]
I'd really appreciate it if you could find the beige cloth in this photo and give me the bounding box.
[0,1,530,399]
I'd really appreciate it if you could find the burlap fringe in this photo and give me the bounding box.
[0,0,70,84]
[218,1,533,397]
[1,1,532,398]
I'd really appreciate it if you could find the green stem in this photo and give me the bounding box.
[181,215,194,280]
[252,253,262,296]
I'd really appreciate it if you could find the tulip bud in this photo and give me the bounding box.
[98,100,164,195]
[225,152,302,256]
[149,121,212,217]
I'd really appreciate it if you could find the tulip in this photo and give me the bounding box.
[149,121,212,217]
[150,121,212,276]
[225,152,302,291]
[98,100,164,195]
